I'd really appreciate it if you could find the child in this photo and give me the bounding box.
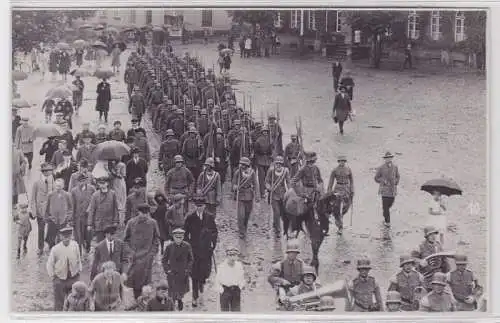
[14,203,34,259]
[41,98,55,123]
[89,261,123,311]
[63,281,92,311]
[428,190,447,245]
[126,285,154,311]
[146,280,175,311]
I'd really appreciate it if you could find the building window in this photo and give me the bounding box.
[407,10,420,39]
[290,10,298,29]
[455,11,465,42]
[354,30,361,43]
[430,10,441,41]
[201,10,213,27]
[308,10,317,31]
[274,12,282,28]
[146,10,152,24]
[336,10,342,32]
[130,10,136,23]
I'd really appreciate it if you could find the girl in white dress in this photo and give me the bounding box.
[428,190,447,245]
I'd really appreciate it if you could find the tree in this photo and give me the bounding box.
[345,11,405,68]
[456,11,486,54]
[12,10,95,53]
[227,10,277,32]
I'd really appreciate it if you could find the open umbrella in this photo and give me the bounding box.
[12,98,31,109]
[46,85,72,99]
[33,124,64,138]
[65,27,75,33]
[92,140,131,160]
[12,70,28,81]
[107,26,119,34]
[220,48,233,55]
[73,39,87,48]
[92,41,108,51]
[421,178,462,196]
[79,24,93,29]
[112,41,127,52]
[70,68,90,77]
[56,42,70,50]
[94,68,115,79]
[94,24,105,31]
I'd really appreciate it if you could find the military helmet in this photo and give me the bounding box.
[165,129,175,137]
[207,98,214,103]
[204,158,215,168]
[386,291,402,304]
[166,99,173,105]
[431,272,447,286]
[233,119,241,125]
[193,105,201,111]
[200,109,208,115]
[274,156,284,164]
[228,99,235,105]
[424,226,439,238]
[188,127,197,133]
[301,266,317,280]
[285,239,300,253]
[216,128,223,134]
[261,125,270,133]
[175,108,183,114]
[239,157,251,166]
[185,98,192,104]
[399,255,415,267]
[174,155,184,163]
[454,255,468,265]
[356,259,372,270]
[318,296,336,311]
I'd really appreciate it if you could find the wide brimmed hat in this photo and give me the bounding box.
[41,163,54,171]
[174,155,184,163]
[431,272,447,286]
[103,225,117,234]
[424,225,439,238]
[239,157,251,166]
[172,227,185,235]
[59,225,73,235]
[399,255,415,267]
[285,239,300,253]
[383,151,394,158]
[356,259,372,270]
[454,255,468,265]
[337,155,347,162]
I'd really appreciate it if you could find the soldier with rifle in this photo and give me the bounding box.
[265,156,290,238]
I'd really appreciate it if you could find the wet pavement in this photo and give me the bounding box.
[11,43,487,313]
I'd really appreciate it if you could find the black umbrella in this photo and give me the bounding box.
[113,41,127,52]
[421,178,462,196]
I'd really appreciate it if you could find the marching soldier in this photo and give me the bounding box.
[168,108,185,139]
[128,87,146,126]
[124,63,138,99]
[159,129,181,175]
[265,156,290,238]
[181,127,203,181]
[207,128,228,184]
[250,122,262,144]
[164,155,195,211]
[268,114,283,156]
[291,152,324,204]
[286,265,321,297]
[385,291,403,312]
[446,255,482,311]
[197,158,222,216]
[413,226,447,291]
[419,272,456,312]
[253,126,273,198]
[387,255,425,311]
[347,259,383,312]
[284,134,301,177]
[268,240,304,300]
[232,157,260,239]
[326,155,354,232]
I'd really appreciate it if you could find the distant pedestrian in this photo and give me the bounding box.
[72,76,84,116]
[89,261,123,311]
[374,152,400,226]
[244,37,252,58]
[146,280,175,311]
[12,147,27,206]
[215,246,245,312]
[332,60,343,91]
[14,116,35,170]
[428,190,447,245]
[96,78,112,123]
[111,44,121,74]
[14,202,35,259]
[46,226,82,311]
[41,98,55,123]
[58,51,71,81]
[75,48,84,68]
[339,71,355,101]
[403,44,413,70]
[332,86,352,135]
[63,281,91,311]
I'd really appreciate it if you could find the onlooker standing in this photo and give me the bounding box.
[70,173,95,254]
[46,226,82,311]
[87,178,120,243]
[215,246,245,312]
[403,44,412,70]
[96,77,112,123]
[90,225,130,281]
[14,202,35,259]
[332,60,343,91]
[89,261,123,311]
[31,162,55,255]
[374,152,400,226]
[12,147,27,206]
[244,37,252,58]
[72,75,84,116]
[14,117,35,170]
[45,178,73,249]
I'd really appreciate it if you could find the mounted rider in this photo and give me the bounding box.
[291,152,324,205]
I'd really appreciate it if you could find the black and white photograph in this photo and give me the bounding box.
[9,7,488,314]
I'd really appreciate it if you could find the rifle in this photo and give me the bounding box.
[272,100,281,159]
[296,116,305,168]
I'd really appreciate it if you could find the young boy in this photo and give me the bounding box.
[146,280,175,311]
[14,202,35,259]
[108,121,127,142]
[126,285,154,311]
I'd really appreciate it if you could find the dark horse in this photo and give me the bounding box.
[316,191,352,235]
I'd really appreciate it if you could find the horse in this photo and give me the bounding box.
[316,191,352,235]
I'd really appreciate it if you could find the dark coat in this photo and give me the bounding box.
[96,82,112,112]
[151,202,169,241]
[90,238,131,280]
[53,161,78,191]
[146,296,175,311]
[333,93,352,122]
[332,62,343,78]
[183,210,218,281]
[125,158,148,191]
[58,52,71,74]
[162,241,193,299]
[40,139,58,163]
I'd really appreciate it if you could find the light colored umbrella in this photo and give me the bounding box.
[73,39,87,48]
[46,85,72,99]
[92,140,131,160]
[94,24,105,31]
[107,26,119,34]
[33,124,64,138]
[12,70,28,81]
[220,48,234,55]
[56,42,70,50]
[153,26,164,32]
[94,68,115,79]
[12,98,31,109]
[92,41,108,50]
[70,68,91,77]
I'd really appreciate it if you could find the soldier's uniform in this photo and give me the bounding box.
[182,128,203,183]
[287,266,321,296]
[124,65,138,98]
[348,260,383,312]
[284,134,301,177]
[232,157,260,238]
[268,114,283,156]
[253,127,273,198]
[164,155,195,210]
[385,291,403,312]
[250,122,262,144]
[203,128,228,184]
[388,255,425,311]
[446,255,479,311]
[197,109,214,138]
[159,129,181,175]
[265,156,290,236]
[327,156,354,197]
[419,273,456,312]
[414,226,446,290]
[267,240,304,289]
[291,152,324,201]
[168,109,185,139]
[196,158,222,216]
[129,88,146,125]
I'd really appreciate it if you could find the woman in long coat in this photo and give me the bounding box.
[58,51,71,80]
[124,204,160,300]
[12,147,27,205]
[151,192,169,252]
[332,86,352,135]
[96,78,112,123]
[108,160,127,224]
[49,50,59,80]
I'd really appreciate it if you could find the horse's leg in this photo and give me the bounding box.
[283,213,290,239]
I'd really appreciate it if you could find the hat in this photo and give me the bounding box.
[193,194,206,205]
[399,255,415,267]
[431,272,447,286]
[62,150,72,156]
[103,225,117,234]
[454,255,468,265]
[301,266,317,280]
[156,280,169,290]
[285,240,300,253]
[59,226,73,235]
[96,177,109,183]
[21,117,29,121]
[337,155,347,162]
[268,114,276,120]
[207,98,214,103]
[77,173,88,182]
[174,155,184,163]
[274,156,284,164]
[165,129,175,137]
[305,152,317,162]
[233,119,241,125]
[261,126,270,133]
[81,132,92,140]
[172,227,185,235]
[383,151,394,158]
[291,134,298,139]
[173,193,185,202]
[239,157,251,166]
[216,128,223,134]
[226,246,239,254]
[175,108,183,114]
[98,124,106,130]
[356,259,372,270]
[204,158,215,168]
[188,127,197,133]
[131,147,140,154]
[200,109,208,115]
[137,203,151,214]
[131,119,138,123]
[41,163,54,171]
[318,296,336,311]
[386,291,402,304]
[338,85,347,92]
[18,202,29,209]
[424,225,439,238]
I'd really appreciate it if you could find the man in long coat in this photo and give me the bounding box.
[332,86,352,135]
[45,178,73,249]
[125,147,148,194]
[90,225,130,281]
[183,195,218,307]
[374,152,400,226]
[162,228,193,311]
[87,178,120,243]
[124,204,160,300]
[70,173,95,254]
[128,87,146,126]
[12,147,27,206]
[96,77,112,123]
[14,117,35,170]
[159,129,180,175]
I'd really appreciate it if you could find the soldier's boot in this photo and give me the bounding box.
[23,238,28,254]
[16,248,21,259]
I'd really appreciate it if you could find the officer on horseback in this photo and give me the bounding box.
[291,152,324,207]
